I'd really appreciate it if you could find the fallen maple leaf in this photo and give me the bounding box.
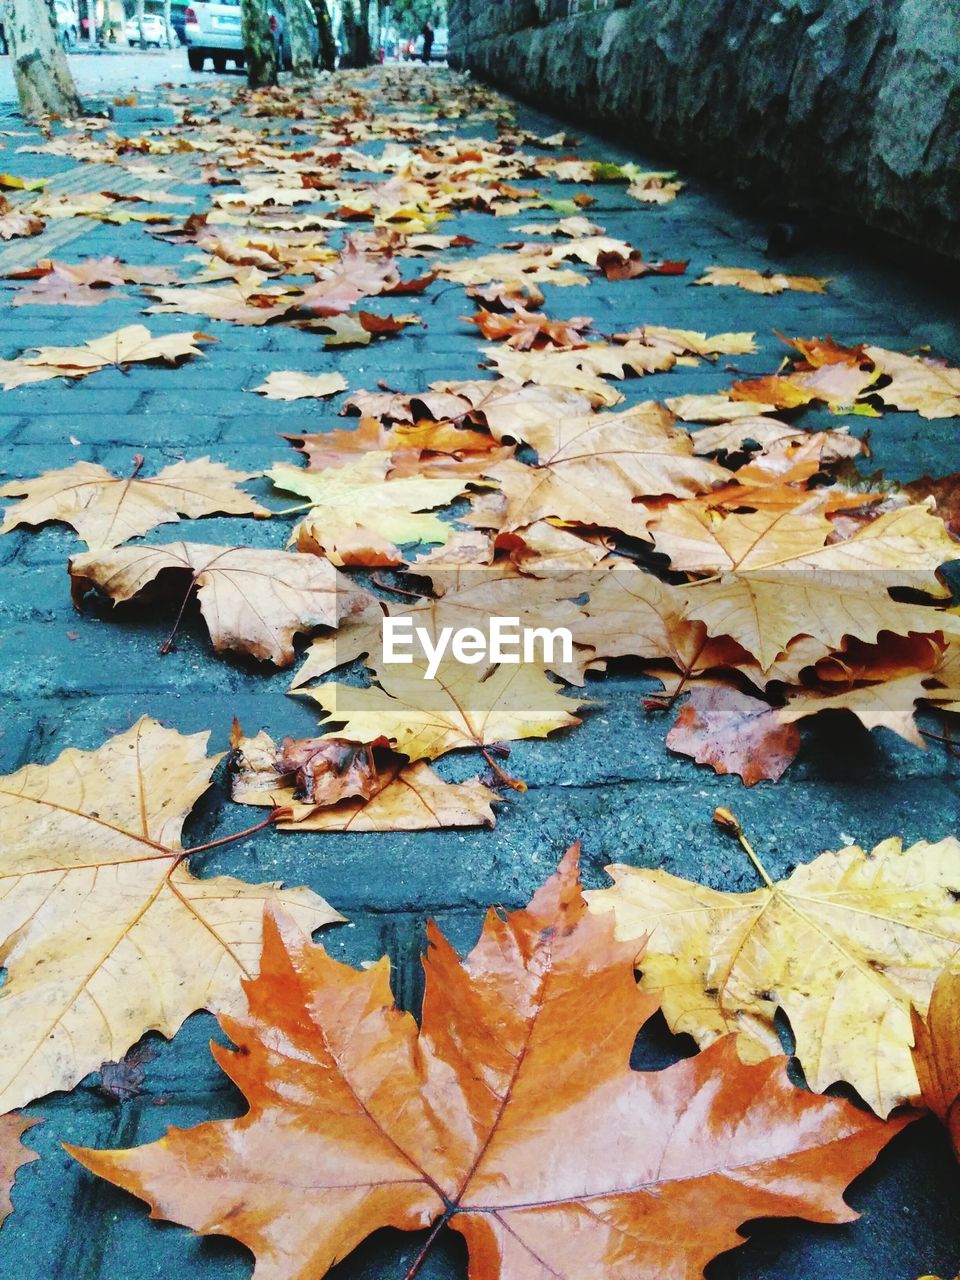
[0,200,44,240]
[144,275,296,325]
[7,255,175,305]
[252,370,348,400]
[731,362,877,411]
[279,734,393,805]
[0,171,47,191]
[487,399,726,497]
[685,416,786,453]
[777,669,933,746]
[465,308,593,350]
[612,324,756,357]
[695,266,829,294]
[627,172,684,203]
[230,729,498,831]
[596,249,687,280]
[0,1116,39,1227]
[905,474,960,537]
[866,345,960,419]
[288,415,511,479]
[0,325,214,389]
[667,685,801,784]
[466,278,545,312]
[912,970,960,1160]
[436,249,588,288]
[11,270,128,307]
[589,832,960,1115]
[70,850,908,1279]
[0,718,339,1113]
[300,652,582,770]
[99,1045,153,1105]
[481,343,661,406]
[1,457,266,551]
[27,191,115,219]
[655,503,959,671]
[70,541,369,665]
[666,392,777,422]
[268,454,469,565]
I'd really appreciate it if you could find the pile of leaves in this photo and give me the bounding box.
[0,62,959,1280]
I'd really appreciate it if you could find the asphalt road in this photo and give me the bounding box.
[0,46,226,104]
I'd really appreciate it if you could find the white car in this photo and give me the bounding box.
[185,0,319,72]
[125,13,167,45]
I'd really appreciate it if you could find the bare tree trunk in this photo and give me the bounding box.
[308,0,335,69]
[340,0,369,67]
[162,0,171,44]
[135,0,145,46]
[356,0,370,62]
[2,0,82,119]
[241,0,277,85]
[285,0,313,76]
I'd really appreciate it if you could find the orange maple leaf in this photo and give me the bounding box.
[71,850,907,1280]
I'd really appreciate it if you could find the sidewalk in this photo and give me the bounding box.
[0,63,958,1280]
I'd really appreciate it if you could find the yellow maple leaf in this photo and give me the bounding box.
[0,718,339,1113]
[588,833,960,1116]
[0,458,266,551]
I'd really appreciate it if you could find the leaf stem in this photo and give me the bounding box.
[260,501,315,517]
[712,808,773,887]
[158,579,198,655]
[920,725,960,758]
[182,808,284,857]
[401,1212,452,1280]
[481,746,526,792]
[371,573,421,598]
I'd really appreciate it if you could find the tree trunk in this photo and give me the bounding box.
[308,0,335,69]
[285,0,313,76]
[241,0,277,85]
[356,0,371,63]
[2,0,82,119]
[162,0,172,44]
[135,0,145,46]
[340,0,370,67]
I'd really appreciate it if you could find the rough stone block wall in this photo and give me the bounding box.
[448,0,960,261]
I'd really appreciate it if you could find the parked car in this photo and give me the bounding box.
[55,0,80,48]
[185,0,318,72]
[124,13,167,45]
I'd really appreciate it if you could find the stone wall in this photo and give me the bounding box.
[447,0,960,261]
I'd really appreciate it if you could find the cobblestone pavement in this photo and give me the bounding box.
[0,61,958,1280]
